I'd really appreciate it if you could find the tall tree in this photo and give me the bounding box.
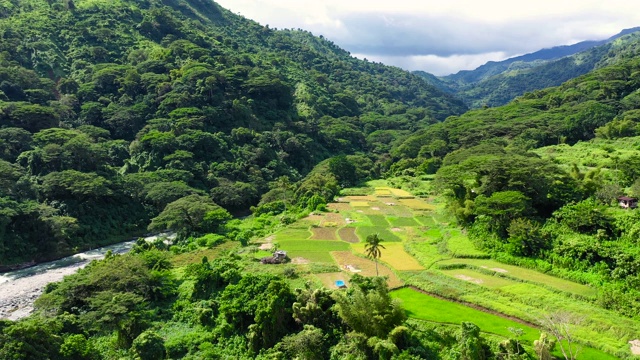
[365,234,386,276]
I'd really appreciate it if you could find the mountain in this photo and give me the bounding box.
[416,27,640,108]
[0,0,466,266]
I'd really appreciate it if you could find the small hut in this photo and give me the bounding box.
[261,250,288,264]
[618,196,638,209]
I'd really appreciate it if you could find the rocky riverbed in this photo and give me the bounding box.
[0,233,174,321]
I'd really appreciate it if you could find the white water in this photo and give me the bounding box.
[0,233,175,321]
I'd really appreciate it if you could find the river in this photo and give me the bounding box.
[0,233,175,321]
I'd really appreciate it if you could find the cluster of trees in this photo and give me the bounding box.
[394,56,640,168]
[0,0,467,266]
[0,248,540,359]
[387,56,640,318]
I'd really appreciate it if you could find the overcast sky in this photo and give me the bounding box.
[214,0,640,76]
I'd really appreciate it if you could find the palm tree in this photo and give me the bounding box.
[364,234,385,276]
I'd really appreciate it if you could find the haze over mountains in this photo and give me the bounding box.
[415,27,640,108]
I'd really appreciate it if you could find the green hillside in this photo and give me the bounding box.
[0,0,466,266]
[417,30,640,108]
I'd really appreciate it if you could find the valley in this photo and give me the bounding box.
[1,0,640,358]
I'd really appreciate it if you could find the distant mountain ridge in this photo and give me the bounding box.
[415,27,640,108]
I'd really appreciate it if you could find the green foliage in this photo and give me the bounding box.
[0,0,465,264]
[148,194,231,238]
[131,330,165,360]
[332,277,406,338]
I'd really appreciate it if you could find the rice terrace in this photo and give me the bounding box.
[257,179,640,359]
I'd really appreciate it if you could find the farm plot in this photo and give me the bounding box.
[278,240,350,263]
[374,187,393,197]
[351,242,424,271]
[350,201,369,207]
[320,212,346,227]
[389,188,414,198]
[441,268,517,288]
[366,214,389,226]
[447,234,488,258]
[310,227,338,240]
[398,198,436,210]
[437,258,596,297]
[391,288,618,360]
[392,287,540,342]
[388,216,420,227]
[314,272,350,289]
[344,195,377,202]
[415,215,436,227]
[404,242,450,268]
[338,227,359,243]
[331,251,403,288]
[275,228,311,241]
[356,226,402,242]
[327,202,352,212]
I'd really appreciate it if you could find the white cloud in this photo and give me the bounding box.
[353,52,511,76]
[214,0,640,74]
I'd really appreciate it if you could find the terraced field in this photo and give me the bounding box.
[262,180,639,358]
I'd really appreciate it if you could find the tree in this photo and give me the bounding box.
[131,330,165,360]
[539,311,582,360]
[474,191,530,237]
[365,234,386,276]
[328,155,357,187]
[534,332,555,360]
[332,277,405,338]
[148,194,231,238]
[452,322,490,360]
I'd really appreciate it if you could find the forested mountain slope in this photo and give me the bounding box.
[0,0,467,266]
[416,28,640,108]
[397,56,640,160]
[390,54,640,324]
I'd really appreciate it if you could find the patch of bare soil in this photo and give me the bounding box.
[371,207,380,211]
[629,339,640,355]
[391,227,403,232]
[259,243,273,250]
[481,266,509,273]
[291,257,310,264]
[455,274,483,284]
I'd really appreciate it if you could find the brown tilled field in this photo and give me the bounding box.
[327,202,353,211]
[321,212,346,226]
[310,227,338,240]
[338,227,359,243]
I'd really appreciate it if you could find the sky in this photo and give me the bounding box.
[214,0,640,76]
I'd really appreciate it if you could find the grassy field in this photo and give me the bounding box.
[388,216,420,227]
[366,214,389,226]
[278,240,350,263]
[391,288,619,360]
[351,242,425,271]
[446,233,488,258]
[275,228,311,241]
[356,226,402,242]
[437,258,597,297]
[441,268,518,288]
